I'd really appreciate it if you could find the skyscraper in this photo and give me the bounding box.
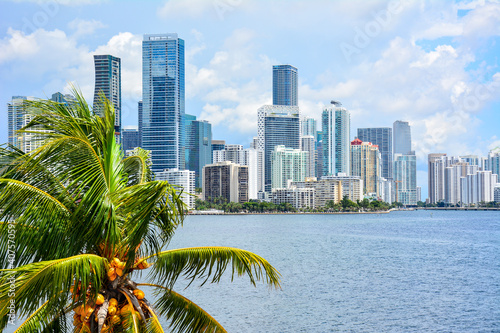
[428,153,447,204]
[301,135,316,178]
[272,65,298,106]
[258,105,300,192]
[393,120,412,155]
[350,138,381,195]
[8,96,36,152]
[322,101,350,176]
[393,154,417,205]
[357,127,392,179]
[271,145,308,189]
[185,114,212,188]
[300,116,317,137]
[93,55,121,142]
[142,33,185,172]
[202,161,249,203]
[122,127,140,152]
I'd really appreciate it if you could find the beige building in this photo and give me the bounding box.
[271,187,315,209]
[350,138,381,196]
[292,177,343,208]
[202,161,248,203]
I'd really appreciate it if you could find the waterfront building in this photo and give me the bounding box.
[301,135,316,178]
[357,127,392,179]
[494,184,500,203]
[322,174,363,202]
[271,187,315,210]
[202,161,249,203]
[8,96,39,153]
[316,131,323,178]
[122,127,140,152]
[213,145,263,199]
[393,153,417,205]
[428,153,447,204]
[185,114,212,188]
[379,177,393,204]
[155,169,195,209]
[142,33,185,172]
[322,101,350,176]
[257,105,300,192]
[272,64,298,106]
[350,138,381,195]
[292,177,343,207]
[271,145,308,190]
[93,54,121,143]
[393,120,412,155]
[416,186,422,203]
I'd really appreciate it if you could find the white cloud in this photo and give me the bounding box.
[68,19,106,38]
[158,0,215,19]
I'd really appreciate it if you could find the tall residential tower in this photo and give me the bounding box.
[322,101,350,176]
[142,33,185,172]
[272,65,298,106]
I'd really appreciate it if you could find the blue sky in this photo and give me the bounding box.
[0,0,499,199]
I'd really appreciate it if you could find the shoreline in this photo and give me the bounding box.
[188,209,398,215]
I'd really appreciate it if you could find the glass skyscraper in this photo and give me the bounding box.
[272,65,298,106]
[258,105,300,192]
[142,33,185,172]
[393,120,412,155]
[357,127,393,179]
[185,114,212,188]
[93,55,121,142]
[322,101,350,176]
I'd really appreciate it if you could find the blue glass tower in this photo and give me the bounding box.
[272,65,298,106]
[357,127,393,179]
[142,33,185,171]
[185,114,212,188]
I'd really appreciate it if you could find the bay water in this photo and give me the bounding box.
[166,210,500,332]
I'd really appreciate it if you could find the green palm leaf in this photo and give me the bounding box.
[0,254,107,321]
[140,283,226,333]
[148,247,281,289]
[13,299,70,333]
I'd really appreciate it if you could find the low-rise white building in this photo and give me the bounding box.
[271,187,315,210]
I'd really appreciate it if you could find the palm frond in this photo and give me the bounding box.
[0,254,107,320]
[122,148,153,186]
[13,299,70,333]
[148,247,281,289]
[140,283,226,333]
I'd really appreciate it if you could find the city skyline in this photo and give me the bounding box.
[1,0,500,198]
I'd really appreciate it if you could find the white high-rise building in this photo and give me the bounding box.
[271,145,308,189]
[155,169,195,209]
[393,153,417,205]
[213,145,263,199]
[301,135,316,178]
[322,101,350,176]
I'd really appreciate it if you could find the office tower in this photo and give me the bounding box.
[155,169,195,209]
[202,161,249,203]
[393,153,417,205]
[185,114,212,188]
[301,117,317,137]
[142,33,185,172]
[301,135,316,178]
[357,127,392,179]
[258,105,300,192]
[393,120,412,155]
[93,55,121,142]
[138,101,143,147]
[322,101,350,176]
[270,145,308,189]
[350,138,381,195]
[428,153,447,204]
[122,127,140,152]
[272,64,298,106]
[213,145,264,199]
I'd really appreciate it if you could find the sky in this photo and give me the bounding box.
[0,0,499,199]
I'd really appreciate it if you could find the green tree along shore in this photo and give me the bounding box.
[195,196,402,213]
[0,91,280,333]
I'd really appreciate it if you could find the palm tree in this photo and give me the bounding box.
[0,90,280,333]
